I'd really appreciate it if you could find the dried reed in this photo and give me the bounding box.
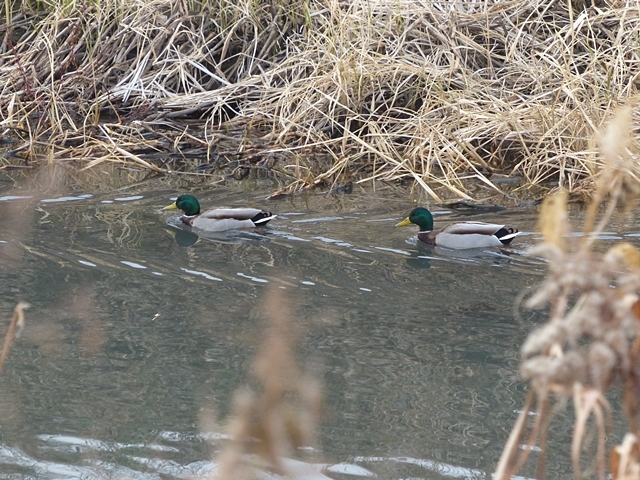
[0,0,638,199]
[495,108,640,480]
[214,287,322,479]
[0,302,30,377]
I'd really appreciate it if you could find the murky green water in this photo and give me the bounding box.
[0,171,632,479]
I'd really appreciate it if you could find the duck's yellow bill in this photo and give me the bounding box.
[163,202,178,211]
[395,217,412,227]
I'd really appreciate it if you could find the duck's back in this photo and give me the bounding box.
[190,208,275,231]
[435,221,518,249]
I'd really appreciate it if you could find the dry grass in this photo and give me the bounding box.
[0,0,639,199]
[495,108,640,480]
[212,286,322,480]
[0,302,29,376]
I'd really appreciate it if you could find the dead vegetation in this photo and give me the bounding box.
[495,109,640,480]
[0,0,638,199]
[211,287,323,480]
[0,302,29,377]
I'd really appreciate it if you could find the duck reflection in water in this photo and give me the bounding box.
[166,227,200,248]
[405,242,433,269]
[404,240,520,270]
[165,225,272,247]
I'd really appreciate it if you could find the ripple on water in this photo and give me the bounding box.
[0,433,378,479]
[183,268,222,281]
[0,186,577,478]
[41,196,88,203]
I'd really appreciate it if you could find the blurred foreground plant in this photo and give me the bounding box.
[0,302,30,377]
[495,107,640,480]
[214,287,323,480]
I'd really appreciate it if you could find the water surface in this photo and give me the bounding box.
[0,176,631,479]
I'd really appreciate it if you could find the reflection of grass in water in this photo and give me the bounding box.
[94,207,146,248]
[213,286,323,479]
[496,108,640,480]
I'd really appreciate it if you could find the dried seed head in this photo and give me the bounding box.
[604,330,630,373]
[520,351,587,391]
[588,342,616,391]
[521,323,568,358]
[525,276,563,309]
[538,190,568,250]
[605,242,640,271]
[562,351,589,386]
[598,106,631,170]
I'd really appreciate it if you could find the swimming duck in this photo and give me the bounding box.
[396,207,518,249]
[163,194,276,232]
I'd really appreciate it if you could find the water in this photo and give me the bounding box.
[0,174,631,479]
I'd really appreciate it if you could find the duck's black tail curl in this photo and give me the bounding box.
[495,226,519,245]
[252,211,277,226]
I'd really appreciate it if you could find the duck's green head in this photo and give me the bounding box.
[163,194,201,216]
[395,207,434,232]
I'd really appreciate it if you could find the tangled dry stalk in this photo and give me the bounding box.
[213,287,322,480]
[0,0,638,199]
[495,109,640,480]
[0,302,29,377]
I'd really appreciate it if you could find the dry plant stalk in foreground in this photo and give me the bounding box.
[495,108,640,480]
[0,302,29,377]
[214,287,322,480]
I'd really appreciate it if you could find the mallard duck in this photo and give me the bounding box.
[396,207,519,249]
[163,194,276,232]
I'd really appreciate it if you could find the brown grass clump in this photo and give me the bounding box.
[213,287,322,480]
[0,0,639,199]
[495,108,640,480]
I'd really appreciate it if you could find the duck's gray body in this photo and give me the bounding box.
[423,222,519,249]
[183,208,276,232]
[396,207,519,249]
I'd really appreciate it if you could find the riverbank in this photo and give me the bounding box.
[0,0,638,200]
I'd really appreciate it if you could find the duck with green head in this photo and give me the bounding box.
[163,194,276,232]
[396,207,518,249]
